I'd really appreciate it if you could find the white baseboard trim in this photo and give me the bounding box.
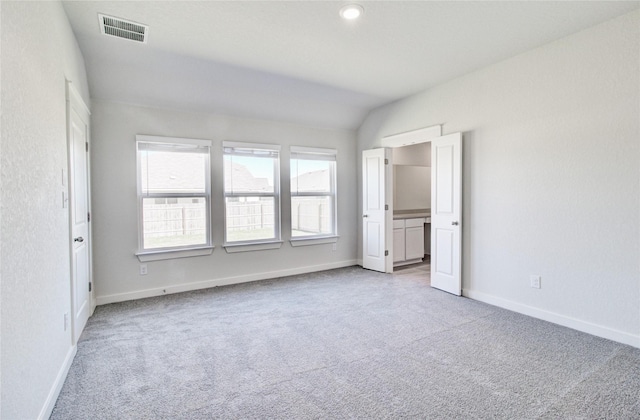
[463,288,640,349]
[97,260,358,305]
[38,344,77,420]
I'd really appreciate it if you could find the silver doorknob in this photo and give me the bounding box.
[74,236,84,243]
[451,221,459,226]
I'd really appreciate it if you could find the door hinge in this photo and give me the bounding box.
[85,142,89,152]
[88,212,91,222]
[385,250,389,256]
[88,282,92,292]
[384,159,389,165]
[385,204,389,211]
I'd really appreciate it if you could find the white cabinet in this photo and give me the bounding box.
[405,228,424,260]
[393,218,425,266]
[393,220,406,263]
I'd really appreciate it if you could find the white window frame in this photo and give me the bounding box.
[290,146,338,246]
[135,135,213,262]
[223,141,282,252]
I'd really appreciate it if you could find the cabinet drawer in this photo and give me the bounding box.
[393,219,405,229]
[405,218,425,228]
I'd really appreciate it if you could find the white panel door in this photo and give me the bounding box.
[68,84,91,343]
[362,148,390,272]
[430,133,462,295]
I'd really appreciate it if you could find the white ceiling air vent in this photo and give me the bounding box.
[98,13,148,43]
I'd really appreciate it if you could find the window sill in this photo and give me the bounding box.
[223,241,283,253]
[290,235,339,247]
[136,246,214,262]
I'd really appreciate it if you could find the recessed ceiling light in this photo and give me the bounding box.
[339,4,364,20]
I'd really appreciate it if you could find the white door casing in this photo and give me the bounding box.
[362,148,392,272]
[430,132,462,295]
[67,82,92,343]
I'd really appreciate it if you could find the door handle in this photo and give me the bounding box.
[451,221,459,226]
[74,236,84,243]
[363,214,369,218]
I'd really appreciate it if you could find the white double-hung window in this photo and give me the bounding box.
[223,142,281,246]
[290,146,337,240]
[136,135,212,258]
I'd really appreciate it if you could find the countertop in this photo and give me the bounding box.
[393,209,430,220]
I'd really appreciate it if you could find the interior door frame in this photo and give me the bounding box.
[66,80,94,344]
[380,125,462,290]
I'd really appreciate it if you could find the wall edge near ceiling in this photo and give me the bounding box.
[463,289,640,349]
[38,344,78,420]
[96,259,359,305]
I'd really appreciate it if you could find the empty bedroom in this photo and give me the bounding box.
[1,1,639,419]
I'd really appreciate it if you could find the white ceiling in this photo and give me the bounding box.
[62,1,639,130]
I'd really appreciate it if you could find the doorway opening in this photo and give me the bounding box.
[362,126,462,295]
[391,142,432,273]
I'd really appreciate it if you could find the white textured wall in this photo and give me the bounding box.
[1,1,90,418]
[392,142,431,166]
[91,101,357,303]
[394,166,430,211]
[358,11,640,345]
[393,143,431,211]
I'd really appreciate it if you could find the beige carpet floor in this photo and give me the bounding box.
[51,262,640,419]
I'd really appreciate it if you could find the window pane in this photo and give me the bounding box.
[143,197,207,249]
[224,155,275,194]
[225,197,275,242]
[141,150,206,194]
[291,196,332,237]
[291,159,332,193]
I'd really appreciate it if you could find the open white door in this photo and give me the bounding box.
[362,148,391,272]
[67,82,92,343]
[430,132,462,295]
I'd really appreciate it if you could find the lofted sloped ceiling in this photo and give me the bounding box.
[62,1,639,130]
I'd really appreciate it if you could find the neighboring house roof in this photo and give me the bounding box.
[224,161,271,193]
[143,152,206,194]
[143,152,328,194]
[292,169,330,193]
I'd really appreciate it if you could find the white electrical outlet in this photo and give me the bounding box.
[530,275,541,289]
[140,264,148,275]
[64,313,69,331]
[332,243,337,251]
